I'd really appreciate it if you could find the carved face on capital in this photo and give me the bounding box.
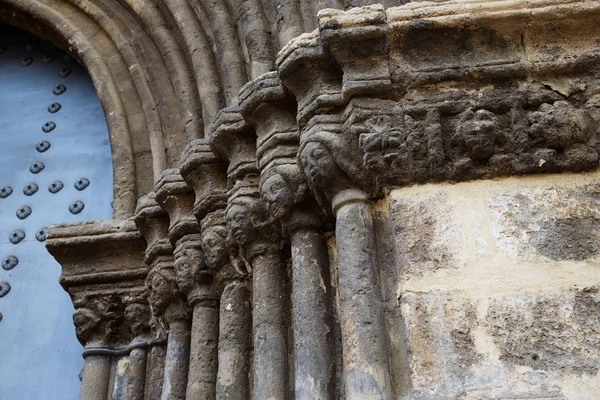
[226,203,255,247]
[73,308,101,343]
[173,245,205,295]
[261,173,294,220]
[148,270,173,312]
[124,303,150,337]
[300,141,339,189]
[201,224,229,271]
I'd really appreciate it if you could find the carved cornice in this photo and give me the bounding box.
[270,1,600,207]
[277,1,600,124]
[47,220,149,348]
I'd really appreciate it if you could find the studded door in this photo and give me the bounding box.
[0,26,113,400]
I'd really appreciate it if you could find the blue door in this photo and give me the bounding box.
[0,25,114,400]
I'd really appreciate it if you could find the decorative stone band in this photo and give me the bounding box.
[82,336,166,358]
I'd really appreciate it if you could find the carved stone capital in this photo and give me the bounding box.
[200,209,248,284]
[154,168,200,245]
[134,194,189,327]
[226,180,281,261]
[46,219,148,348]
[180,139,228,221]
[146,255,190,326]
[173,233,216,306]
[211,106,257,184]
[239,72,325,231]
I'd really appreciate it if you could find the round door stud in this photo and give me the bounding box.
[35,228,48,242]
[9,230,25,245]
[0,186,13,198]
[69,201,85,215]
[58,67,72,78]
[36,141,51,153]
[42,121,56,133]
[48,180,64,193]
[52,84,66,95]
[20,57,32,67]
[29,162,45,174]
[1,256,18,271]
[23,183,39,196]
[74,178,90,191]
[16,206,32,220]
[47,102,61,114]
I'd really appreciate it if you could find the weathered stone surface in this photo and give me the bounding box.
[389,171,600,399]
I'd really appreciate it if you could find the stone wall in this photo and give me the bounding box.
[384,172,600,399]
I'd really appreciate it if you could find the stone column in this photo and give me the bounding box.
[124,302,152,400]
[240,73,335,400]
[46,220,149,400]
[276,13,395,397]
[134,194,191,400]
[155,169,220,400]
[212,109,290,399]
[180,139,252,400]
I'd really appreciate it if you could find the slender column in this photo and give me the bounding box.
[162,319,191,400]
[134,194,191,400]
[145,344,167,400]
[127,347,148,400]
[80,355,112,400]
[333,190,390,399]
[250,246,289,399]
[187,296,220,398]
[180,140,253,400]
[215,280,251,400]
[290,228,333,399]
[240,72,334,399]
[155,169,220,400]
[212,108,290,399]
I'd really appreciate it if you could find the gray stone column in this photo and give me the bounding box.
[80,354,112,400]
[134,194,191,400]
[155,169,221,400]
[215,280,251,400]
[161,319,191,400]
[289,227,334,399]
[332,189,390,399]
[239,73,335,400]
[212,108,290,399]
[180,139,253,400]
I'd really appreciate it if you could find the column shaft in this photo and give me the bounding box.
[127,348,148,400]
[186,300,220,399]
[79,355,111,400]
[290,228,334,400]
[145,344,166,400]
[335,199,391,399]
[161,320,191,400]
[252,249,289,399]
[217,281,251,400]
